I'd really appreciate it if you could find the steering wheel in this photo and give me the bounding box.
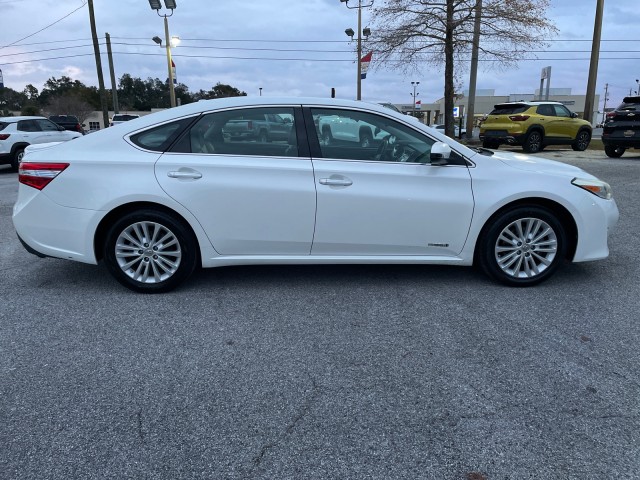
[374,134,396,161]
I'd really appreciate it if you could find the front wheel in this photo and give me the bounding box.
[103,209,198,293]
[477,206,567,287]
[571,130,591,151]
[604,145,625,158]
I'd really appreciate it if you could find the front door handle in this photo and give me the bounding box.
[167,170,202,179]
[319,178,353,186]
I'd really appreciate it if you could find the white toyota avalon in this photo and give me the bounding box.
[13,97,619,293]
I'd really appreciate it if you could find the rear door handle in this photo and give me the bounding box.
[319,178,352,186]
[167,170,202,179]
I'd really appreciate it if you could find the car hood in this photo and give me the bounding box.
[487,149,594,179]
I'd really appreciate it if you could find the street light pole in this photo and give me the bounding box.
[163,15,176,107]
[149,0,177,108]
[411,81,420,116]
[341,0,373,101]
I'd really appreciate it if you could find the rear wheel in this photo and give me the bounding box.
[478,206,567,287]
[522,130,543,153]
[11,147,25,171]
[604,145,625,158]
[571,130,591,151]
[103,209,198,293]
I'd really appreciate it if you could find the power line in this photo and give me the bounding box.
[0,2,87,50]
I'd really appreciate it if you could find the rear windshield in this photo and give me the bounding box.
[617,102,640,112]
[489,105,528,115]
[50,115,78,122]
[113,114,139,121]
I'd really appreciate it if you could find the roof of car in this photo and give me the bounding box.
[0,116,47,122]
[622,96,640,103]
[493,101,564,107]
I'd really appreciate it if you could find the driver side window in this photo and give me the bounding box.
[310,108,436,163]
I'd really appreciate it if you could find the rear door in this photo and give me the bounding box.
[154,106,317,256]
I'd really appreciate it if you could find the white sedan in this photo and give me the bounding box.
[13,97,619,293]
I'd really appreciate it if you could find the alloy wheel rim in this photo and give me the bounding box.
[578,133,589,149]
[529,133,541,151]
[494,217,557,278]
[115,221,181,284]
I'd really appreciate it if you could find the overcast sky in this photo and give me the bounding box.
[0,0,638,110]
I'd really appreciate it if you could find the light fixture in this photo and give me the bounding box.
[164,0,177,9]
[148,0,162,10]
[152,36,162,45]
[362,27,371,38]
[345,28,355,38]
[170,35,181,47]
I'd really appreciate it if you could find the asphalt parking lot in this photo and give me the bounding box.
[1,148,639,479]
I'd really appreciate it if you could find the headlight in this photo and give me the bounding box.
[572,178,612,200]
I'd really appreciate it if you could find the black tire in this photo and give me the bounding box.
[477,206,567,287]
[11,147,25,172]
[571,130,591,151]
[522,130,543,153]
[103,209,198,293]
[359,129,373,147]
[604,145,625,158]
[482,140,500,149]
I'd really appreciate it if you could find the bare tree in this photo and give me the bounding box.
[43,95,95,126]
[369,0,557,137]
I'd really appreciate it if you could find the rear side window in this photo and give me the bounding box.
[0,122,9,131]
[130,118,194,152]
[489,105,528,115]
[617,102,640,112]
[17,120,41,132]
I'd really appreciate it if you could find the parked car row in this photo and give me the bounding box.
[12,97,618,293]
[0,116,83,171]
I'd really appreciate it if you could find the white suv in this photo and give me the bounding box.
[0,116,83,171]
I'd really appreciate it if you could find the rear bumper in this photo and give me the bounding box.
[479,131,527,145]
[601,135,640,148]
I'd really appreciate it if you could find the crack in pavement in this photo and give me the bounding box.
[253,375,320,468]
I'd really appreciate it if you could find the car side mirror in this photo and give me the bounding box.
[283,118,291,124]
[571,112,578,118]
[430,142,451,165]
[58,126,65,131]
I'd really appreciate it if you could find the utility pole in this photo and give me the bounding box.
[584,0,604,124]
[87,0,109,129]
[105,33,119,114]
[465,0,482,140]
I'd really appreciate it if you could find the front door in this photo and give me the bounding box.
[306,107,474,256]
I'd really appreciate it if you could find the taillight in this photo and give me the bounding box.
[509,115,530,121]
[19,162,69,190]
[0,134,10,140]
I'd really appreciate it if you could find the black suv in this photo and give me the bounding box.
[49,115,85,135]
[602,96,640,157]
